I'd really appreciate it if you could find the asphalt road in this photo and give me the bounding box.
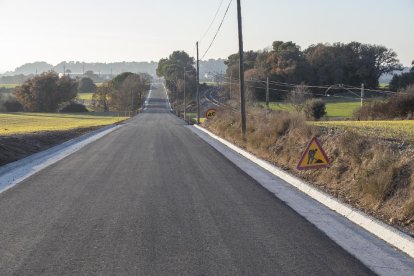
[0,84,375,275]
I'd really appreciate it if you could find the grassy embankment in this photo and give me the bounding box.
[203,108,414,234]
[0,113,128,136]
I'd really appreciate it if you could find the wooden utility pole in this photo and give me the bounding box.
[229,70,232,99]
[196,41,200,125]
[175,76,178,115]
[266,77,270,109]
[237,0,246,136]
[184,67,186,122]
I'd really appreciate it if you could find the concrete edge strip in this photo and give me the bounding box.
[163,83,173,111]
[143,88,152,111]
[0,124,123,194]
[193,124,414,259]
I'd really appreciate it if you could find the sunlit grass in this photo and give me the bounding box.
[0,112,128,135]
[0,84,19,89]
[78,93,94,100]
[325,101,361,117]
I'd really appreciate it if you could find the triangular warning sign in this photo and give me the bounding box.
[297,137,330,170]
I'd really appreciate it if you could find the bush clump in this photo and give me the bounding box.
[59,102,89,113]
[303,98,326,120]
[355,86,414,120]
[0,93,24,112]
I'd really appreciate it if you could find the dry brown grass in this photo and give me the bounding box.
[204,107,414,234]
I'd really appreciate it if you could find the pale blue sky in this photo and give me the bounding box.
[0,0,413,72]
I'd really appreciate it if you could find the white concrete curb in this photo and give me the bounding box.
[193,124,414,259]
[0,124,123,194]
[163,83,173,111]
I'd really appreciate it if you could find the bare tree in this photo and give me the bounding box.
[92,83,112,112]
[109,74,150,112]
[287,84,310,112]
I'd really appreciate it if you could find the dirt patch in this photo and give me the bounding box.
[0,127,101,166]
[204,108,414,236]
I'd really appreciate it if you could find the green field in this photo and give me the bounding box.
[261,100,361,118]
[78,93,94,100]
[0,112,128,136]
[324,101,361,117]
[183,112,206,123]
[0,84,19,89]
[314,120,414,142]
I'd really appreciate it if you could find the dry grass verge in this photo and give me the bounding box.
[204,108,414,235]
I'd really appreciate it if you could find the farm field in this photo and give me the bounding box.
[0,84,19,89]
[260,100,361,118]
[78,93,94,100]
[0,112,128,135]
[314,120,414,142]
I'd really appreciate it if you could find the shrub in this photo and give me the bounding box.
[354,101,388,120]
[303,98,326,120]
[4,99,24,112]
[59,102,89,113]
[287,85,311,112]
[390,71,414,91]
[0,93,23,112]
[78,77,96,93]
[355,86,414,120]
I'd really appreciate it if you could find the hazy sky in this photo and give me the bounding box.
[0,0,413,72]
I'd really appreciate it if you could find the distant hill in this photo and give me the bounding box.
[2,61,159,77]
[1,60,227,82]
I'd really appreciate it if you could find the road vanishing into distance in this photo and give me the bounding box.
[0,84,374,275]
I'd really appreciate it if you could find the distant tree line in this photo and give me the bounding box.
[2,61,158,78]
[0,75,32,85]
[0,72,151,112]
[225,40,402,102]
[390,60,414,91]
[1,60,226,84]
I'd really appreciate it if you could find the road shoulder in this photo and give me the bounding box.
[189,124,414,276]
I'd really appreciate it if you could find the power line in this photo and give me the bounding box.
[220,81,363,100]
[201,0,233,60]
[199,0,225,43]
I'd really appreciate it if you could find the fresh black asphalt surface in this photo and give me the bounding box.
[0,84,375,275]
